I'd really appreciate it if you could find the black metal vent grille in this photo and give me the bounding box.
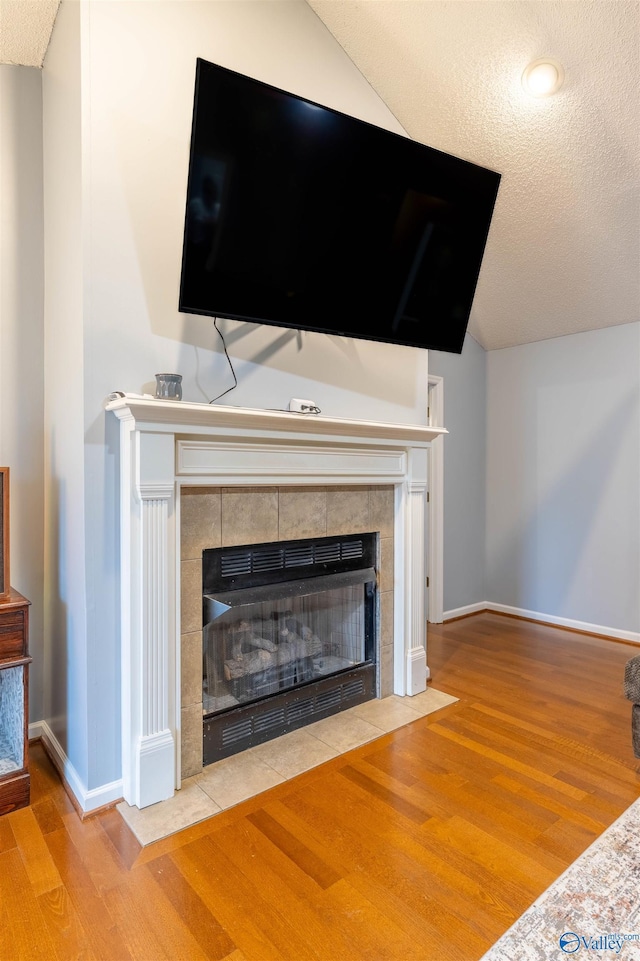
[253,706,287,734]
[221,717,253,748]
[203,665,374,765]
[205,532,376,594]
[219,539,364,580]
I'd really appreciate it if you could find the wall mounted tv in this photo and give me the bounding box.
[179,58,501,354]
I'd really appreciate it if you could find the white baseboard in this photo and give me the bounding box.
[33,720,124,813]
[487,602,640,644]
[28,720,45,740]
[442,601,640,644]
[443,601,487,621]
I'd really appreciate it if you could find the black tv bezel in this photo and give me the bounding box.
[178,58,501,354]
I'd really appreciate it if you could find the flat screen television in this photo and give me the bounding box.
[179,58,501,354]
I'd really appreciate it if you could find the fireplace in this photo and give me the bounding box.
[201,533,378,763]
[106,397,445,809]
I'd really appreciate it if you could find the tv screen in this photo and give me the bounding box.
[179,58,501,353]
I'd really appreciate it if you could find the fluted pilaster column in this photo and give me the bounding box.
[403,448,428,695]
[136,483,175,807]
[120,424,177,808]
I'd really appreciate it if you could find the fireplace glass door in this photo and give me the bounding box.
[204,575,373,713]
[202,534,378,762]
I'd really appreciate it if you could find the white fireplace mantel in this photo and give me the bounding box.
[106,396,447,808]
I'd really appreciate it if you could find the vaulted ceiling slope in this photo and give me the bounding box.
[307,0,640,350]
[2,0,638,350]
[0,0,59,67]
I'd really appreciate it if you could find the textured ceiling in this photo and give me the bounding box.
[2,0,639,349]
[0,0,59,67]
[309,0,640,350]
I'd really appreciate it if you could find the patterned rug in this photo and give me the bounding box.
[480,796,640,960]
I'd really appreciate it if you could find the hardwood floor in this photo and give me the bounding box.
[2,612,639,961]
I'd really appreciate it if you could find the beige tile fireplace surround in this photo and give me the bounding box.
[106,398,446,810]
[180,484,396,778]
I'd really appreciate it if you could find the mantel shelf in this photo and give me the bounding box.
[105,397,447,446]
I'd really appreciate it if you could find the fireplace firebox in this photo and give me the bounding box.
[202,533,378,764]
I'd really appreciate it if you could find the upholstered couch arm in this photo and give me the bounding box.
[624,655,640,703]
[624,656,640,759]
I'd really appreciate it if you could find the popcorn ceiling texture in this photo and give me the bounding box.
[0,0,59,67]
[308,0,640,350]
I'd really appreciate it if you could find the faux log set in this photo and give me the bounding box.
[223,615,322,681]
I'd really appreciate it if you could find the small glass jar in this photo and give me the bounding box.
[155,373,183,401]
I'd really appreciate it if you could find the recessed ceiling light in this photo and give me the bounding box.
[522,58,565,97]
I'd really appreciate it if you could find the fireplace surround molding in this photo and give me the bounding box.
[106,397,447,809]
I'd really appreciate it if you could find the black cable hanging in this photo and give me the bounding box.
[209,318,238,404]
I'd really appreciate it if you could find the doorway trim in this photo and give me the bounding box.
[427,375,444,623]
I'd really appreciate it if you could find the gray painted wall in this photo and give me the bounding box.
[486,323,640,633]
[428,334,487,613]
[429,323,639,635]
[0,66,45,723]
[41,0,430,798]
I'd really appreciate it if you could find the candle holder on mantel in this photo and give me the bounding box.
[154,373,182,401]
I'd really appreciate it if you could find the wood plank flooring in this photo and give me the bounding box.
[2,612,639,961]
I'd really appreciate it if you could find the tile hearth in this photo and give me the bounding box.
[117,687,457,846]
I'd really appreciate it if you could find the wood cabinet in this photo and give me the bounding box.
[0,588,31,815]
